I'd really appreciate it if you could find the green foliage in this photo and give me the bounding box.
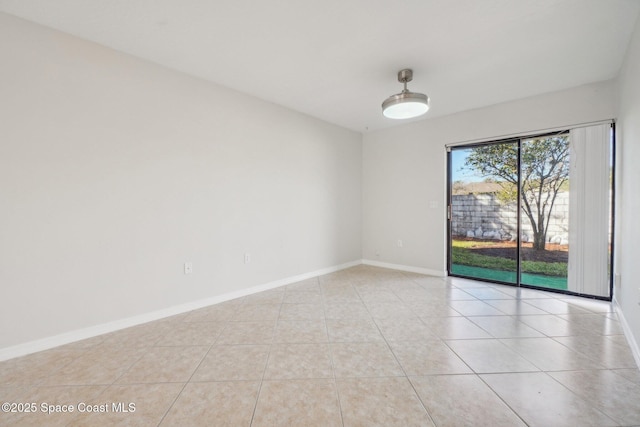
[451,241,567,277]
[521,260,567,277]
[496,181,518,205]
[451,240,499,249]
[452,246,516,271]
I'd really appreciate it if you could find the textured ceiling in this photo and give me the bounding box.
[1,0,639,132]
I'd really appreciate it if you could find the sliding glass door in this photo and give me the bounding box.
[447,125,613,299]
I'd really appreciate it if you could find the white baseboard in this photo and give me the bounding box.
[613,298,640,370]
[362,259,446,277]
[0,259,361,362]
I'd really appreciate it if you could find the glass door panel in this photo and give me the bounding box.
[519,135,570,291]
[449,143,518,284]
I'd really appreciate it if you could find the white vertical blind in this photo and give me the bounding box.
[568,124,611,296]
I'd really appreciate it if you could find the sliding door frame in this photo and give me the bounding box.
[608,123,617,301]
[446,126,615,301]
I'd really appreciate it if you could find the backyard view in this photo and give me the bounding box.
[450,239,569,290]
[449,135,570,290]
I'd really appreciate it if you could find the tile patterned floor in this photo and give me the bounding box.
[1,265,639,426]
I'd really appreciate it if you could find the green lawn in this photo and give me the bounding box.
[451,240,568,290]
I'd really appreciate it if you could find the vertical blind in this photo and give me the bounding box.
[568,123,611,296]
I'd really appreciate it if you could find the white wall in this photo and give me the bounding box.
[0,13,362,352]
[363,80,616,274]
[615,14,640,358]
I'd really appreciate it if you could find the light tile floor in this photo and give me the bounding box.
[1,265,640,426]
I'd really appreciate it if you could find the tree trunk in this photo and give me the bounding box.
[532,231,546,251]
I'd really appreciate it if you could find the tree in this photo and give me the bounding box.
[464,135,569,250]
[452,180,466,194]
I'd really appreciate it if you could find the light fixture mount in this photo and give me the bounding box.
[397,68,414,85]
[382,68,429,120]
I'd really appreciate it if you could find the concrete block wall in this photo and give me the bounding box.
[451,192,569,243]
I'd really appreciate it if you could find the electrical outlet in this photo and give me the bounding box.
[244,253,251,264]
[184,262,193,275]
[397,239,403,248]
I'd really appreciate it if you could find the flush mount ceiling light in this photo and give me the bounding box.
[382,69,430,119]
